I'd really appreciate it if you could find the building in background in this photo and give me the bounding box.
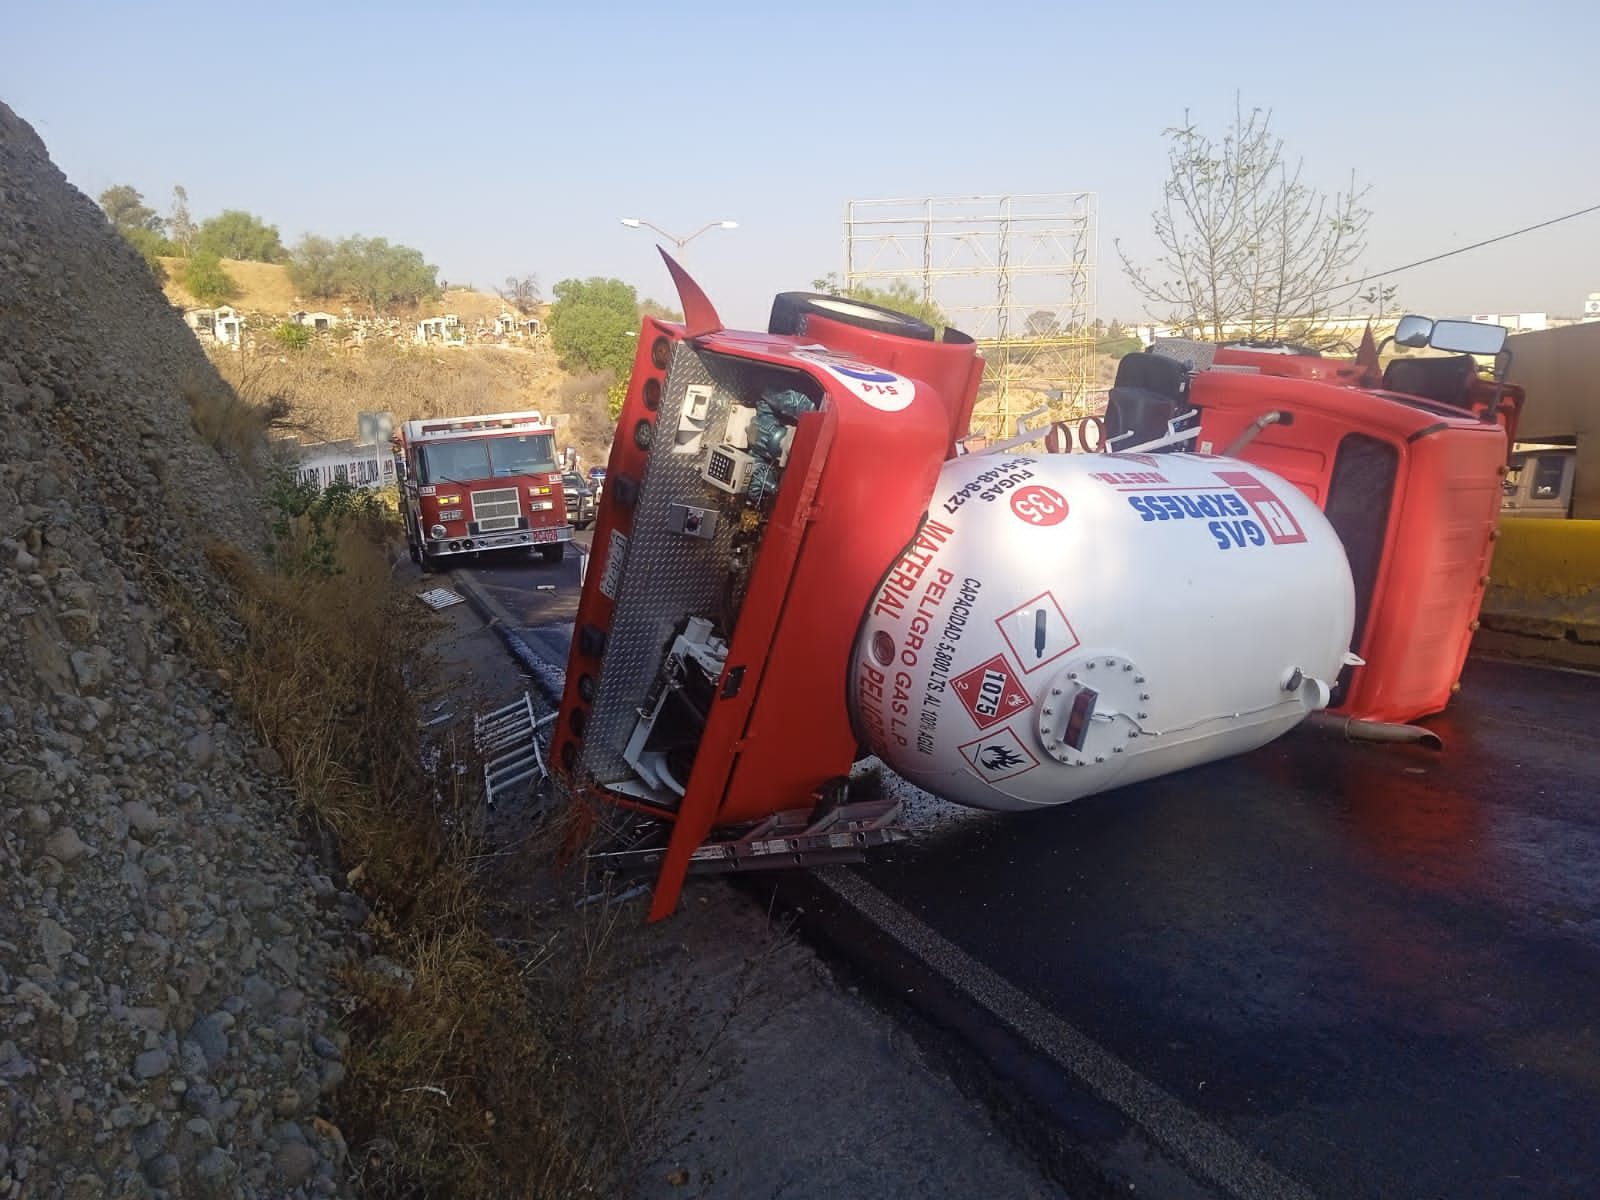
[285,438,394,490]
[183,305,242,349]
[1505,320,1600,519]
[274,410,397,492]
[415,315,464,345]
[1471,313,1549,333]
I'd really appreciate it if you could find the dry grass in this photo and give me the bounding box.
[179,368,290,466]
[186,512,687,1198]
[161,257,306,312]
[160,259,516,322]
[431,286,534,323]
[212,342,615,468]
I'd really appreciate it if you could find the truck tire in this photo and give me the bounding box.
[539,542,567,565]
[768,292,936,341]
[419,548,442,574]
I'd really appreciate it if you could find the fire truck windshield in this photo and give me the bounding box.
[417,433,557,484]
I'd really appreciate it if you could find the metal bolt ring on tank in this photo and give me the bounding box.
[1037,653,1147,771]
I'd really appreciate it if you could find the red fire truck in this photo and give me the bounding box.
[393,411,572,569]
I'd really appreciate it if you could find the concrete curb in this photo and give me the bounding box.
[449,567,566,708]
[1481,608,1600,645]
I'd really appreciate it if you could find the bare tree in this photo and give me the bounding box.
[499,274,541,313]
[167,185,196,256]
[1118,99,1371,344]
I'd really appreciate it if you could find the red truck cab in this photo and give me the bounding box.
[1105,318,1521,724]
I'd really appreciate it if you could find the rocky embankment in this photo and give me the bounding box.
[1,102,360,1197]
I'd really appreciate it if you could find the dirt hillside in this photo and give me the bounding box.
[2,101,360,1197]
[159,258,519,323]
[215,340,615,470]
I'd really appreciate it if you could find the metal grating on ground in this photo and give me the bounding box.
[417,587,466,610]
[475,692,557,808]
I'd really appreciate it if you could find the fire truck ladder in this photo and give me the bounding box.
[589,794,910,877]
[475,692,557,808]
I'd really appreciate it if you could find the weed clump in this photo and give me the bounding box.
[196,490,681,1198]
[180,368,289,466]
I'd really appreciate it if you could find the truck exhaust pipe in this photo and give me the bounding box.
[1304,712,1443,750]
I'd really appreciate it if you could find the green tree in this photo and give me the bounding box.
[98,184,163,234]
[286,235,341,298]
[99,184,172,280]
[810,273,948,333]
[182,250,240,306]
[338,237,440,311]
[120,226,171,283]
[273,321,313,350]
[1117,97,1370,342]
[284,235,440,310]
[639,297,684,322]
[195,209,286,263]
[1025,310,1060,338]
[547,277,644,418]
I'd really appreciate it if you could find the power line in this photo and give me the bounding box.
[1328,201,1600,296]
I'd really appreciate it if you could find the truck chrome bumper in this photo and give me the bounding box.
[427,527,570,556]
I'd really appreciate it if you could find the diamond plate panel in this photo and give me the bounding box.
[581,345,737,784]
[1149,337,1217,371]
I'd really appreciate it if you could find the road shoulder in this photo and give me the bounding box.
[424,560,1063,1199]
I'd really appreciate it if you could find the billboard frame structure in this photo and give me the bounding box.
[844,192,1098,437]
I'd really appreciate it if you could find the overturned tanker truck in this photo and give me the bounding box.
[553,252,1517,919]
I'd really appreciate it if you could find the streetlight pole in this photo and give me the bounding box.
[619,217,738,250]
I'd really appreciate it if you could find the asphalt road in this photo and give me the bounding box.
[850,657,1600,1199]
[447,529,592,666]
[446,548,1600,1198]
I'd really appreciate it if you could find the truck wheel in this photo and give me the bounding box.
[407,538,420,564]
[539,542,567,564]
[768,292,936,341]
[419,547,442,574]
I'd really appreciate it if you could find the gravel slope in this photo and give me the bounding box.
[1,100,360,1199]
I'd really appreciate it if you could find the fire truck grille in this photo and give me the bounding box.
[471,488,521,531]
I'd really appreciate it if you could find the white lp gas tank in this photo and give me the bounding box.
[849,453,1355,812]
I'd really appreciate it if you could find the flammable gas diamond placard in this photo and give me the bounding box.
[958,727,1040,782]
[950,653,1032,731]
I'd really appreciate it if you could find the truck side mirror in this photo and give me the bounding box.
[1429,319,1507,358]
[1394,314,1434,349]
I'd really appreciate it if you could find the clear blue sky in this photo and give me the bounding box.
[4,0,1595,327]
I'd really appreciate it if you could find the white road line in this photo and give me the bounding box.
[455,550,1317,1197]
[817,866,1317,1200]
